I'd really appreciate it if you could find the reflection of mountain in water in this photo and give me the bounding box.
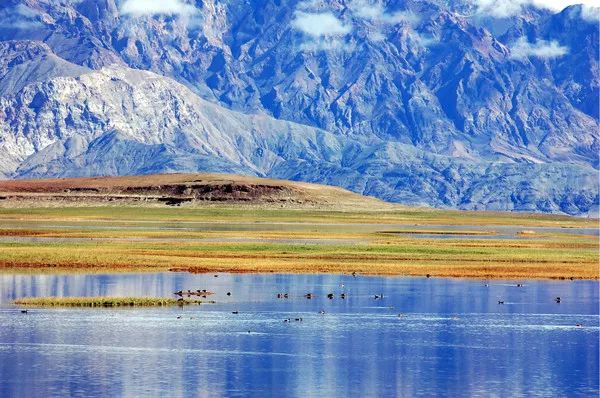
[0,273,598,396]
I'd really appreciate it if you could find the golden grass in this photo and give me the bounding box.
[0,206,597,279]
[12,296,205,307]
[0,236,596,279]
[0,205,595,227]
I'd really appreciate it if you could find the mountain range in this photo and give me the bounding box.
[0,0,598,215]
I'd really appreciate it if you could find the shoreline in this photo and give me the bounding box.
[0,267,597,281]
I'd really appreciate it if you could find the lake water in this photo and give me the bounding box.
[0,273,598,397]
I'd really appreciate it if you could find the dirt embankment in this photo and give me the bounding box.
[0,173,391,209]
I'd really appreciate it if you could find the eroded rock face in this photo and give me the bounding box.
[0,0,597,214]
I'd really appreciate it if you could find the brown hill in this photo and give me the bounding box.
[0,173,392,209]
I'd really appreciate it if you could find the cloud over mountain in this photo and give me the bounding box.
[510,38,569,59]
[120,0,198,17]
[292,10,352,51]
[291,11,352,37]
[472,0,600,18]
[0,0,597,215]
[0,4,42,29]
[348,0,419,25]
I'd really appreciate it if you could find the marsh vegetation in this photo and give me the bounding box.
[12,296,205,307]
[0,206,596,279]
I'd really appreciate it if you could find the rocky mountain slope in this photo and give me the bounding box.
[0,0,597,215]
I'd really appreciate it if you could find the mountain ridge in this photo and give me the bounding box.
[0,0,597,215]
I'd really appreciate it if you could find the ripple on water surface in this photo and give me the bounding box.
[0,273,598,397]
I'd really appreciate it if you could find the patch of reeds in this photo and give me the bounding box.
[12,296,206,307]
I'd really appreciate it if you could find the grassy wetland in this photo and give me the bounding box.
[0,206,597,279]
[0,174,597,279]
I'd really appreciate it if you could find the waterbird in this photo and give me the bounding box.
[555,297,561,303]
[226,292,231,296]
[214,275,219,278]
[327,293,334,299]
[517,284,523,287]
[304,293,313,299]
[352,271,357,278]
[319,310,325,315]
[174,290,183,296]
[21,310,27,314]
[232,311,239,314]
[340,293,346,299]
[426,274,431,278]
[498,301,505,304]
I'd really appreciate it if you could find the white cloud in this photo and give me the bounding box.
[291,4,353,52]
[384,11,420,25]
[345,1,419,44]
[413,33,439,48]
[120,0,198,17]
[292,11,352,38]
[580,5,600,22]
[473,0,600,18]
[351,1,384,19]
[0,4,43,29]
[473,0,523,17]
[510,37,569,59]
[291,9,353,52]
[529,0,599,12]
[349,0,419,25]
[291,0,420,49]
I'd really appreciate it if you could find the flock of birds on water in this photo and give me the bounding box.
[167,274,582,327]
[15,272,583,327]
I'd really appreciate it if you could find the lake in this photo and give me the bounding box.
[0,273,598,397]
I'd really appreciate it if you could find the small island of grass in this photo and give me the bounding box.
[13,296,208,307]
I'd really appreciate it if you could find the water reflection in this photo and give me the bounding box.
[0,273,598,397]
